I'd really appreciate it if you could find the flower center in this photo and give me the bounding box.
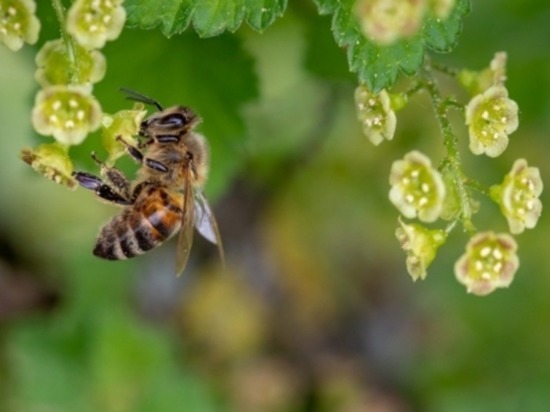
[401,166,435,209]
[472,243,507,280]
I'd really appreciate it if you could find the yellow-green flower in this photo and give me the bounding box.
[454,232,519,296]
[396,217,446,281]
[465,85,519,158]
[32,85,102,145]
[101,104,147,163]
[355,0,426,46]
[67,0,126,49]
[355,86,397,145]
[20,142,77,189]
[0,0,40,51]
[35,38,106,88]
[389,151,446,222]
[490,159,543,234]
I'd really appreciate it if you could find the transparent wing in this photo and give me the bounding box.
[175,166,195,276]
[194,191,225,267]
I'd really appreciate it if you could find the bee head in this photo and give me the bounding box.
[119,89,201,139]
[141,106,202,138]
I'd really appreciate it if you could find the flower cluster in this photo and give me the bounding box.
[354,0,456,46]
[379,51,543,295]
[354,85,397,145]
[0,0,40,51]
[20,0,126,188]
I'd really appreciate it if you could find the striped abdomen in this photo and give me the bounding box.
[93,187,183,260]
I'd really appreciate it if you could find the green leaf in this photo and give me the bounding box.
[125,0,287,37]
[313,0,471,92]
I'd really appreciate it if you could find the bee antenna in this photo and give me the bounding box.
[119,87,164,111]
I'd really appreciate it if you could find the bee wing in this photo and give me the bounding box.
[194,191,225,267]
[175,166,195,276]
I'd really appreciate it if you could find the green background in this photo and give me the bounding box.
[1,1,549,411]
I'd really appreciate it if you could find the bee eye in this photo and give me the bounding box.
[160,114,186,127]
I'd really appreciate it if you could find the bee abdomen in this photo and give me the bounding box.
[93,208,180,260]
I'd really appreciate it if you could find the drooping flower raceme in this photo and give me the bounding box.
[355,86,397,145]
[354,0,426,46]
[491,159,543,234]
[454,232,519,296]
[465,85,519,157]
[32,85,102,146]
[35,39,106,88]
[389,151,446,222]
[396,218,446,281]
[66,0,126,49]
[0,0,40,51]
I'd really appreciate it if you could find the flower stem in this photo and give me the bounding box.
[425,58,460,78]
[464,177,490,196]
[422,68,476,233]
[51,0,79,83]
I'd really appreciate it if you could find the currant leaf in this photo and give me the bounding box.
[313,0,471,92]
[124,0,287,37]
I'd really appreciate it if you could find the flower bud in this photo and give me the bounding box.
[396,218,446,281]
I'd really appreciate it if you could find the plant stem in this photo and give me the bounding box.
[51,0,79,84]
[464,177,490,196]
[426,58,460,78]
[423,69,476,233]
[404,81,424,98]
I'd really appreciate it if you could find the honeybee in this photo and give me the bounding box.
[73,89,224,275]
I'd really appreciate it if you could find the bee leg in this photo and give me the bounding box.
[72,171,132,206]
[91,152,131,199]
[116,135,169,173]
[144,158,169,173]
[116,136,144,163]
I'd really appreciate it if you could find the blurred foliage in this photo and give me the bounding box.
[1,1,550,412]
